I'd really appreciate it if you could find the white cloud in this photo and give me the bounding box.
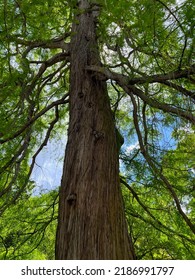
[125,142,139,153]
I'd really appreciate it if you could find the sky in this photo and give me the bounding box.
[30,138,66,195]
[29,0,184,194]
[30,117,177,196]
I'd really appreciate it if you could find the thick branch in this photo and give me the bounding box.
[125,85,195,124]
[86,65,195,124]
[128,65,195,85]
[11,32,71,57]
[86,64,195,85]
[21,52,69,104]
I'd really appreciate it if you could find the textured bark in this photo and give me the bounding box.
[55,0,133,260]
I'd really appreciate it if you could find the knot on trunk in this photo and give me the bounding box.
[66,193,77,205]
[92,130,104,141]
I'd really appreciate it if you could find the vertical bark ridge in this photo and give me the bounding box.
[55,0,133,260]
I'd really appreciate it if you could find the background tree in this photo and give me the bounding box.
[0,0,194,259]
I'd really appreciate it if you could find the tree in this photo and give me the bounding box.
[0,0,194,259]
[55,0,133,260]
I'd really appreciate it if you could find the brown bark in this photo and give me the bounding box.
[55,0,133,260]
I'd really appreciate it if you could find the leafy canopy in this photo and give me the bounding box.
[0,0,194,259]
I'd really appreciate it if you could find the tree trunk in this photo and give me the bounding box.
[55,0,133,260]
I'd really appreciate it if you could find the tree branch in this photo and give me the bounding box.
[125,84,195,124]
[128,65,195,85]
[0,105,61,216]
[129,93,195,235]
[0,94,69,144]
[161,80,195,102]
[86,65,195,124]
[10,32,71,57]
[86,64,195,85]
[120,177,195,244]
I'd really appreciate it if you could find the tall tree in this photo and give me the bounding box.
[55,0,133,259]
[0,0,194,259]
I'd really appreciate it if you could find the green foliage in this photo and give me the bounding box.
[120,130,195,259]
[0,190,58,259]
[0,0,194,259]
